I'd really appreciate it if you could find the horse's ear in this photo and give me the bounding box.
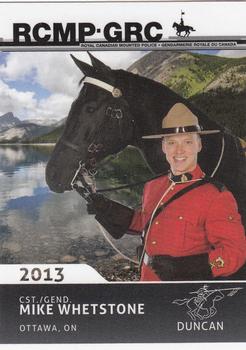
[70,54,95,76]
[87,52,111,73]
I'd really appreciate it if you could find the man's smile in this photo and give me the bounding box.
[173,156,188,163]
[174,157,187,160]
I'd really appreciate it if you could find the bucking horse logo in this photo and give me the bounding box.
[173,285,242,321]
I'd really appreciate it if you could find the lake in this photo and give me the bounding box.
[0,145,141,280]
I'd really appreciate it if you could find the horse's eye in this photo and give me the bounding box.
[86,106,95,113]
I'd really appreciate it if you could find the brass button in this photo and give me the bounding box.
[155,221,159,225]
[171,187,174,191]
[178,216,183,220]
[228,215,233,221]
[151,241,157,245]
[160,202,164,205]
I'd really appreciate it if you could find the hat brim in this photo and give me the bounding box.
[142,130,221,139]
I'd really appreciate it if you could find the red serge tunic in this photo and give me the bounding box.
[128,165,246,281]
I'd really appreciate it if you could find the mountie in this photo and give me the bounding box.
[13,22,164,44]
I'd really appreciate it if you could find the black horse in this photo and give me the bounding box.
[172,22,196,37]
[46,53,246,228]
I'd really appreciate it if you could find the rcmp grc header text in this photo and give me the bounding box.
[13,22,164,43]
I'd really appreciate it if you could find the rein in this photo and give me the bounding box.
[63,75,145,265]
[63,74,225,200]
[68,145,168,198]
[62,74,226,266]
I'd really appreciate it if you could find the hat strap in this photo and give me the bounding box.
[162,125,202,135]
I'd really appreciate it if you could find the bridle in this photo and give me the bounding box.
[61,75,136,199]
[60,75,145,265]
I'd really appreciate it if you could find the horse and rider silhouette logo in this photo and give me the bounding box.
[173,10,196,37]
[173,285,243,321]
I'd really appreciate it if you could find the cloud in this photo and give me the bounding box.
[0,79,37,118]
[0,53,34,80]
[216,50,246,58]
[0,162,46,209]
[0,52,80,96]
[37,93,74,120]
[0,52,81,120]
[0,51,144,93]
[0,78,73,120]
[0,51,145,121]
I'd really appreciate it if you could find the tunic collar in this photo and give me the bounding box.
[168,165,205,184]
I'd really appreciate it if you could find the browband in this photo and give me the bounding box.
[83,77,122,98]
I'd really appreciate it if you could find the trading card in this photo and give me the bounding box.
[0,0,245,346]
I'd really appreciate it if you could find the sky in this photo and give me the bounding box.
[0,49,246,123]
[0,51,147,122]
[0,1,246,122]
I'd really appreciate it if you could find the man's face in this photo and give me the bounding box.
[162,133,202,175]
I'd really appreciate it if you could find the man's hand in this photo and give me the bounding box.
[85,193,134,239]
[86,193,111,215]
[150,254,212,281]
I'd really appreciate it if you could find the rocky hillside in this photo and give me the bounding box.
[0,112,21,132]
[0,112,63,143]
[0,123,54,142]
[128,51,246,138]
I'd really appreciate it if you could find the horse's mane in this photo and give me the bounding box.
[115,68,167,93]
[76,62,173,102]
[117,69,149,83]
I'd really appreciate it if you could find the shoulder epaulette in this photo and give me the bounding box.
[203,176,227,192]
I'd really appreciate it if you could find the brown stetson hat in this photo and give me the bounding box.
[142,103,220,139]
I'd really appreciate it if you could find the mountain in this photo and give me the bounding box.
[53,117,66,128]
[128,51,244,98]
[0,112,66,143]
[0,112,21,131]
[128,51,246,138]
[21,118,59,126]
[31,124,65,143]
[0,123,54,142]
[30,117,66,143]
[2,52,245,143]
